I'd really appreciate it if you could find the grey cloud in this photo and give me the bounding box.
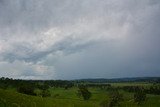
[0,0,160,79]
[1,33,96,63]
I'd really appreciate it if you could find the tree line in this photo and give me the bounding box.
[0,77,74,97]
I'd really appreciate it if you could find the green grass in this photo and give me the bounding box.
[0,88,98,107]
[0,83,160,107]
[111,82,152,87]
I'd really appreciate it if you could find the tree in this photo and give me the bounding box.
[77,85,92,100]
[108,90,123,107]
[37,83,51,97]
[38,83,49,90]
[17,84,36,96]
[41,90,51,97]
[134,89,146,105]
[100,90,123,107]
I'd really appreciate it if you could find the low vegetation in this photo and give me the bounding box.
[0,77,160,107]
[77,85,92,100]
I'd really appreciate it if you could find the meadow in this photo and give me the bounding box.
[0,82,160,107]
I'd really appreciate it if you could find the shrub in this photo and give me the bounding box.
[41,90,51,97]
[77,85,92,100]
[108,90,123,107]
[38,84,49,90]
[17,85,36,96]
[134,89,146,105]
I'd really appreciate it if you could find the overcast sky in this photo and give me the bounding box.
[0,0,160,80]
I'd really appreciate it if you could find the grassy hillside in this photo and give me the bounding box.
[0,86,160,107]
[0,88,98,107]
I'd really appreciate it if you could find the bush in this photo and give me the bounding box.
[38,84,49,90]
[77,85,92,100]
[17,85,36,96]
[148,85,160,95]
[108,90,123,107]
[134,89,146,105]
[41,90,51,97]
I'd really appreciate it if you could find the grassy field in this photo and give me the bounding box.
[110,82,152,87]
[0,83,160,107]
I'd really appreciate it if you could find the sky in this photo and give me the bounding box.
[0,0,160,80]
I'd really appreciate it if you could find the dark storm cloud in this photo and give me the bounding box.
[0,0,160,79]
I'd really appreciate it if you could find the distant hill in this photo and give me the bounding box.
[75,77,160,83]
[1,76,160,83]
